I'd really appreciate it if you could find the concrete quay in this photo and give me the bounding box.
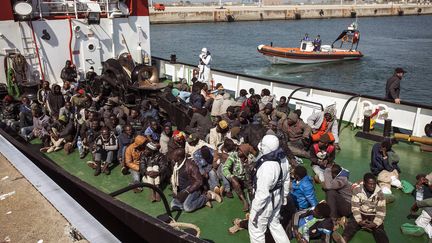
[149,4,432,24]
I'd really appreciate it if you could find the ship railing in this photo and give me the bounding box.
[32,0,123,18]
[153,56,432,137]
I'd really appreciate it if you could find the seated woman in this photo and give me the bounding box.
[222,143,256,212]
[370,139,402,194]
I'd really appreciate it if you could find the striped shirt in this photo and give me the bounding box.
[351,182,386,226]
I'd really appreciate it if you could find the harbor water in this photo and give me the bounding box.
[150,15,432,105]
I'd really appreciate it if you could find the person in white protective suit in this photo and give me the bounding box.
[248,134,291,243]
[198,48,212,84]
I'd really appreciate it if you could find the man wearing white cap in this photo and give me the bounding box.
[198,47,212,83]
[249,135,291,243]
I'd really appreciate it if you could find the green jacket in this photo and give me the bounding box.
[223,152,245,180]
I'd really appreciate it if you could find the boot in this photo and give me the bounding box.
[94,162,101,176]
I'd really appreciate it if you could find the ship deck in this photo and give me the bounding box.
[30,126,431,243]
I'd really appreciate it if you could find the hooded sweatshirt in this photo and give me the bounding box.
[125,135,147,172]
[323,167,352,203]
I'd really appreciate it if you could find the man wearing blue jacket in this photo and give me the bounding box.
[291,165,318,210]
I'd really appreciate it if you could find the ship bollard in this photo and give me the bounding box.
[363,115,371,133]
[170,54,177,64]
[383,119,392,137]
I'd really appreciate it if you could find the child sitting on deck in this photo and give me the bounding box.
[292,202,334,243]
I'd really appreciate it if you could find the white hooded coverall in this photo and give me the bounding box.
[198,50,212,84]
[248,135,291,243]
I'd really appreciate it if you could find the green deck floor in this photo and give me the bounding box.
[37,126,432,243]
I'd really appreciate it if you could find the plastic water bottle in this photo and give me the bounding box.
[77,136,83,155]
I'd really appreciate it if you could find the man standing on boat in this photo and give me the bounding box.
[249,135,290,243]
[313,35,322,52]
[385,67,406,104]
[198,48,212,84]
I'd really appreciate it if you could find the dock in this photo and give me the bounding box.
[149,4,432,24]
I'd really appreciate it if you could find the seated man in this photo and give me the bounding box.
[370,139,402,194]
[45,115,73,153]
[1,95,18,131]
[125,135,147,193]
[141,142,169,202]
[92,127,118,176]
[322,164,352,221]
[117,125,134,174]
[310,133,335,183]
[210,139,237,198]
[208,120,229,149]
[193,146,214,178]
[127,108,145,135]
[340,173,389,243]
[46,84,65,119]
[185,133,214,157]
[307,104,340,150]
[291,166,318,210]
[170,149,221,212]
[81,120,101,159]
[411,197,432,239]
[167,130,186,159]
[292,202,333,243]
[143,120,161,143]
[159,122,172,155]
[279,112,311,158]
[223,143,256,212]
[258,103,286,127]
[19,96,33,129]
[275,96,289,115]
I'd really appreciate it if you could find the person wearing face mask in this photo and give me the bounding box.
[248,135,291,243]
[197,48,212,84]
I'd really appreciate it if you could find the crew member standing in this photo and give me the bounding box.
[385,67,406,104]
[313,35,322,52]
[198,48,212,84]
[248,135,290,243]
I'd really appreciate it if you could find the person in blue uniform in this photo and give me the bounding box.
[313,35,322,52]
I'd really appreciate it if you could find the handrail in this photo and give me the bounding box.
[290,97,324,111]
[110,182,173,219]
[338,94,361,133]
[152,56,432,110]
[287,87,310,106]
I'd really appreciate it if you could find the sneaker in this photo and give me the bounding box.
[133,187,143,193]
[40,147,50,153]
[86,161,97,169]
[208,191,222,203]
[46,147,55,153]
[205,201,213,208]
[121,166,130,175]
[213,186,221,196]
